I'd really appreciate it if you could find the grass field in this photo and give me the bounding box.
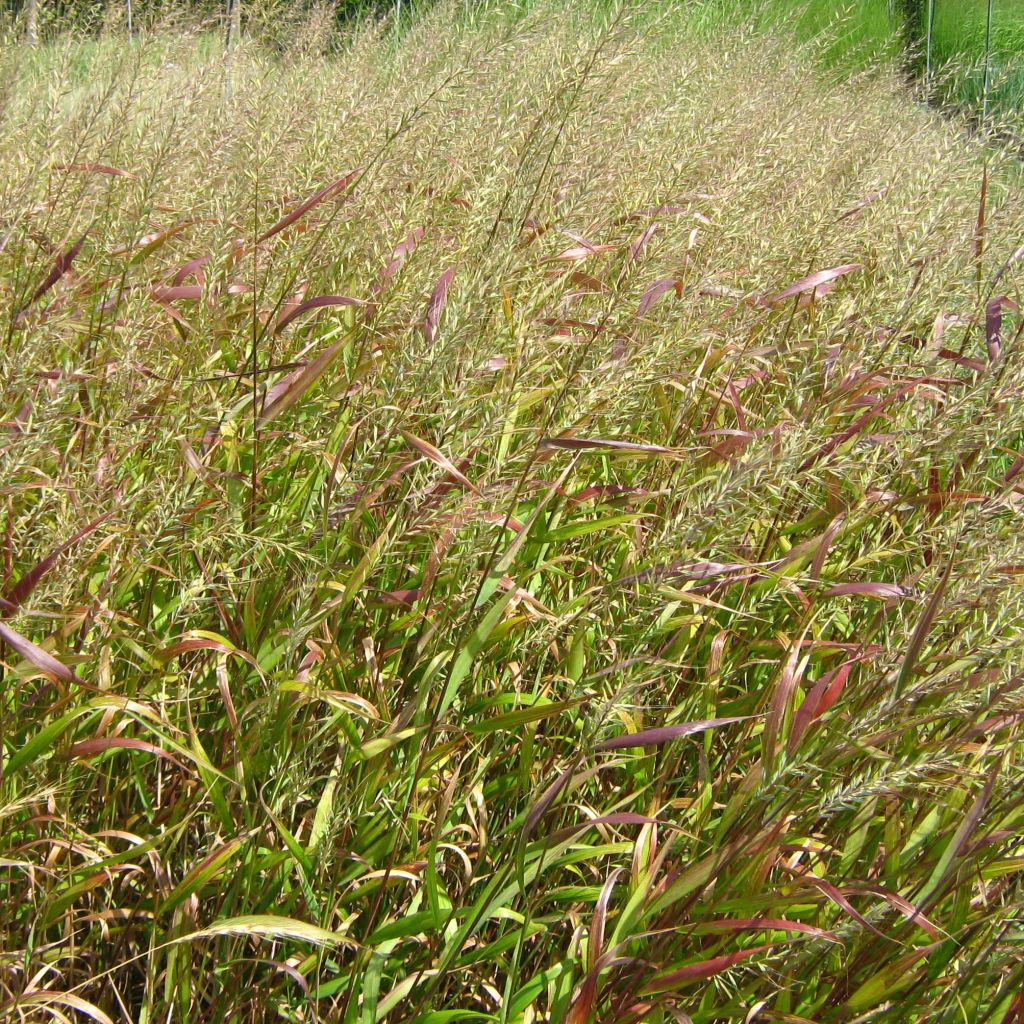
[3,3,1024,1022]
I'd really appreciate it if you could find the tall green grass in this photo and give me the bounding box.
[687,0,903,72]
[2,3,1024,1022]
[924,0,1024,123]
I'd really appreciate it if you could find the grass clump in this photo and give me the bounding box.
[2,3,1024,1022]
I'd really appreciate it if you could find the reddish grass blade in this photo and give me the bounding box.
[938,348,986,372]
[539,437,673,456]
[765,624,811,770]
[0,621,82,685]
[625,223,659,269]
[54,162,134,177]
[845,885,941,939]
[792,872,890,939]
[257,171,357,244]
[788,662,854,754]
[986,295,1018,362]
[274,295,367,334]
[694,918,840,943]
[567,868,625,1024]
[26,236,86,308]
[1,514,109,618]
[897,554,955,692]
[423,266,455,344]
[596,716,752,751]
[156,636,260,672]
[258,335,350,425]
[800,378,938,471]
[400,429,480,494]
[823,582,909,600]
[124,220,199,264]
[549,243,617,262]
[771,263,862,305]
[641,944,781,993]
[66,737,188,772]
[836,188,889,222]
[372,227,424,294]
[637,277,681,316]
[590,868,623,972]
[549,813,664,843]
[172,256,210,286]
[150,285,203,302]
[523,763,604,841]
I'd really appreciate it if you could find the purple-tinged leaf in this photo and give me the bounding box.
[986,295,1018,363]
[400,429,479,494]
[26,236,86,308]
[823,582,909,600]
[641,944,781,993]
[258,336,349,425]
[523,763,603,841]
[549,813,664,844]
[788,662,854,754]
[596,716,752,751]
[625,222,659,269]
[172,256,210,286]
[1,514,109,618]
[539,436,674,456]
[257,171,357,244]
[694,917,840,943]
[549,243,617,262]
[372,227,424,295]
[637,277,681,317]
[771,263,862,304]
[791,872,890,939]
[66,736,189,772]
[151,285,203,303]
[0,621,83,686]
[274,295,367,334]
[836,188,889,222]
[423,266,455,344]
